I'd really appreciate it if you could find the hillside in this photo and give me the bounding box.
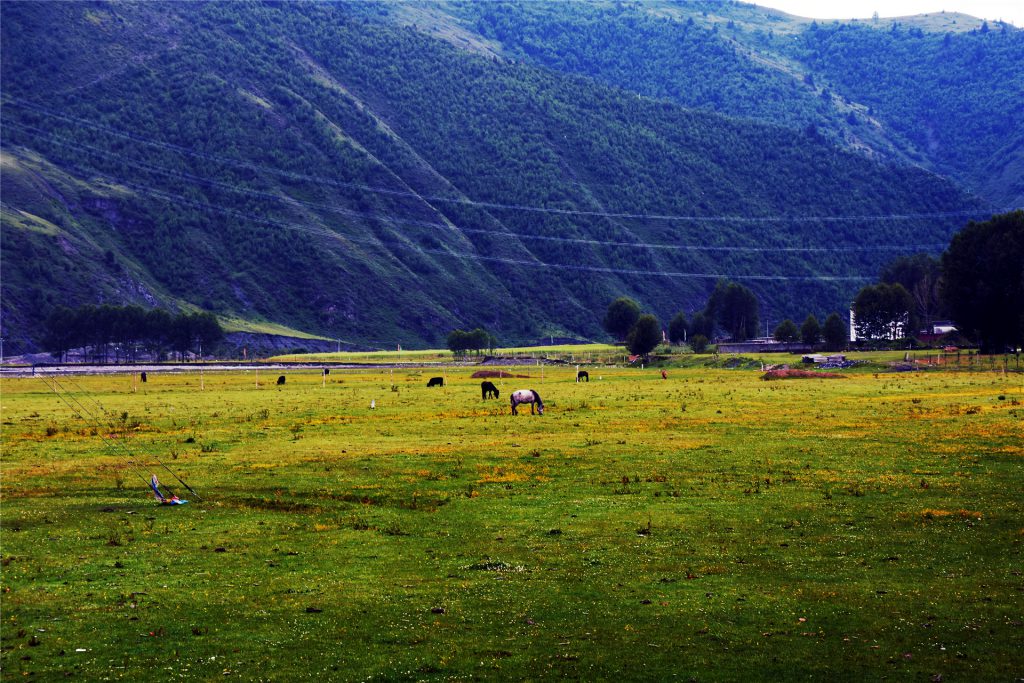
[429,0,1023,207]
[791,18,1024,206]
[0,1,997,353]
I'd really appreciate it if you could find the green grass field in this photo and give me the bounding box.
[272,343,623,365]
[1,363,1021,680]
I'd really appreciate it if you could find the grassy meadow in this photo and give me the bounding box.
[272,343,624,365]
[1,362,1022,680]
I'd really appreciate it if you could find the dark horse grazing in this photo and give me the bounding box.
[510,389,544,415]
[481,381,500,399]
[427,377,444,387]
[577,370,589,382]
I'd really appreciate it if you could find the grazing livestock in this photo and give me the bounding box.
[481,381,500,399]
[323,368,330,376]
[510,389,544,415]
[277,375,286,385]
[427,377,444,387]
[140,371,147,383]
[577,370,589,382]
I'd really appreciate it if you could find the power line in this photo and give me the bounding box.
[5,119,957,255]
[3,96,1007,224]
[0,118,886,281]
[114,178,875,282]
[5,121,459,231]
[38,373,201,500]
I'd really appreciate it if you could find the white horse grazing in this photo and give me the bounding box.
[510,389,544,415]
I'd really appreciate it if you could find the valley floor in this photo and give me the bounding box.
[1,364,1021,679]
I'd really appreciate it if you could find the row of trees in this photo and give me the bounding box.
[603,211,1022,356]
[847,211,1023,353]
[770,313,849,350]
[446,328,498,356]
[604,280,766,356]
[43,305,224,363]
[606,283,852,354]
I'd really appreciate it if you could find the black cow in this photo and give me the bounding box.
[481,381,500,399]
[277,375,286,385]
[140,371,147,383]
[427,377,444,387]
[577,370,589,382]
[323,368,330,376]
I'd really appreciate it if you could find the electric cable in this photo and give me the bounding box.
[4,119,959,255]
[39,372,202,500]
[3,96,1007,224]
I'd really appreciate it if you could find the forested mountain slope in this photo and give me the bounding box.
[0,1,993,352]
[432,0,1023,207]
[791,19,1024,206]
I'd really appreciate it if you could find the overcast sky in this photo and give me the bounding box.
[753,1,1023,26]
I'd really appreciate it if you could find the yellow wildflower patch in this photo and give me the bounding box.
[476,466,531,483]
[920,508,983,520]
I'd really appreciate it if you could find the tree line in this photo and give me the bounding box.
[42,305,224,363]
[603,210,1022,356]
[446,328,498,357]
[847,211,1022,352]
[604,282,849,357]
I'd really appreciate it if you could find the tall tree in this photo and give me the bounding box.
[447,329,470,356]
[822,312,848,351]
[880,253,944,329]
[689,311,713,339]
[626,314,662,357]
[667,312,689,344]
[41,306,77,362]
[171,311,223,360]
[145,308,174,359]
[603,297,641,341]
[113,306,148,362]
[773,319,800,343]
[706,280,759,341]
[853,283,917,340]
[800,314,821,345]
[92,304,120,362]
[468,328,496,355]
[191,312,224,356]
[941,210,1024,353]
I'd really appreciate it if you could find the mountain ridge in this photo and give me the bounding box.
[433,0,1022,206]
